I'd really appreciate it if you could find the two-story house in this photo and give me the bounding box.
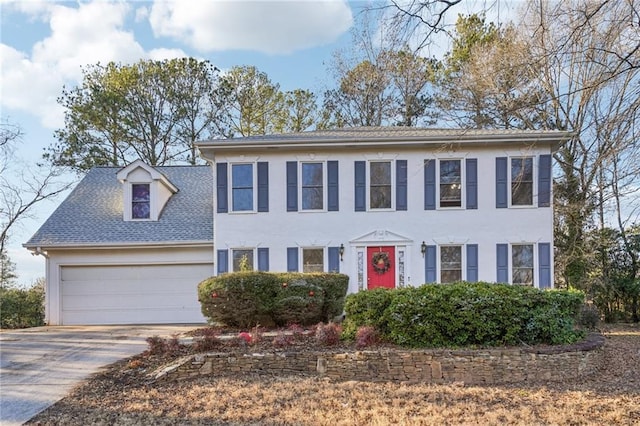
[25,127,570,325]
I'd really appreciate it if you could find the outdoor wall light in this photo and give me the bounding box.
[339,243,345,261]
[421,241,427,257]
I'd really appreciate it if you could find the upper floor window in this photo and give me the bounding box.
[232,249,254,272]
[232,164,253,211]
[370,161,392,209]
[302,248,324,272]
[511,157,533,206]
[512,244,534,285]
[131,184,150,219]
[301,163,324,210]
[439,160,462,208]
[440,245,462,283]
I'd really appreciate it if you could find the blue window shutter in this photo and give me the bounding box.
[425,245,437,283]
[424,159,436,210]
[354,161,366,212]
[539,243,551,288]
[217,249,228,274]
[287,247,298,272]
[396,160,408,211]
[538,155,552,207]
[328,247,340,273]
[327,161,339,211]
[216,163,228,213]
[496,157,508,208]
[466,244,478,282]
[257,247,269,272]
[257,162,269,212]
[496,244,509,283]
[466,158,478,209]
[286,161,298,212]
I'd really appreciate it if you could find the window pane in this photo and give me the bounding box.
[132,202,150,219]
[232,164,253,211]
[232,164,253,187]
[302,163,323,210]
[441,270,462,283]
[303,248,323,273]
[370,186,391,209]
[512,244,534,285]
[511,158,533,206]
[370,162,391,185]
[232,249,254,272]
[132,184,150,202]
[440,246,462,283]
[232,188,253,211]
[512,245,533,267]
[302,188,323,210]
[302,163,323,186]
[440,160,461,184]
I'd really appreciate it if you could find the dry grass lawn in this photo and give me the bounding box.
[29,324,640,425]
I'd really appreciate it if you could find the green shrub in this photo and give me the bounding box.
[344,282,585,348]
[341,288,394,339]
[198,272,348,328]
[0,284,45,329]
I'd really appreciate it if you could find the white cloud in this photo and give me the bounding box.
[148,48,189,61]
[148,0,353,55]
[0,1,151,129]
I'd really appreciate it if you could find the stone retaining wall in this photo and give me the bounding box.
[152,333,605,385]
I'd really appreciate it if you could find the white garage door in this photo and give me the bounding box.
[60,264,211,325]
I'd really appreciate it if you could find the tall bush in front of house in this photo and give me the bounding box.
[0,283,45,329]
[343,282,585,348]
[198,272,348,328]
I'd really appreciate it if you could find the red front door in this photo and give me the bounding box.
[367,246,395,289]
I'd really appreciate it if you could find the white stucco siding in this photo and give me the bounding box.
[214,144,555,291]
[44,246,213,325]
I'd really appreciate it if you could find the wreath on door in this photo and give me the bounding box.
[371,252,391,274]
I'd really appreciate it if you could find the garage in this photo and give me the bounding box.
[60,264,211,325]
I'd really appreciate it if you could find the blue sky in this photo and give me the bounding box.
[0,0,511,284]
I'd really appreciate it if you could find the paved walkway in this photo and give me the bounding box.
[0,324,201,425]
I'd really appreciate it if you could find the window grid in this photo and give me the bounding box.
[131,183,150,219]
[231,164,254,211]
[302,248,324,273]
[512,244,534,286]
[232,249,254,272]
[370,161,392,209]
[301,162,324,210]
[511,157,533,206]
[439,159,462,208]
[440,245,462,283]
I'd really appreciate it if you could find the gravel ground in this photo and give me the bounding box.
[28,324,640,426]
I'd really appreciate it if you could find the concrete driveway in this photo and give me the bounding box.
[0,324,201,425]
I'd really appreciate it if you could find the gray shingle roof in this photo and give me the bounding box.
[197,126,572,150]
[24,166,213,248]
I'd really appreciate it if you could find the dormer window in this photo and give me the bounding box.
[117,160,178,222]
[132,184,151,219]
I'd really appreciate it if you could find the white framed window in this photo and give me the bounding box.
[510,157,534,206]
[369,161,393,210]
[439,159,463,208]
[301,162,324,210]
[131,183,151,219]
[231,163,255,212]
[512,244,534,286]
[232,249,254,272]
[302,248,324,272]
[440,245,462,283]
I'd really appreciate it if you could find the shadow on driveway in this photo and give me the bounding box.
[0,324,202,426]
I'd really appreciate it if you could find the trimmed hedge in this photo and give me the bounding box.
[342,282,585,347]
[198,272,349,328]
